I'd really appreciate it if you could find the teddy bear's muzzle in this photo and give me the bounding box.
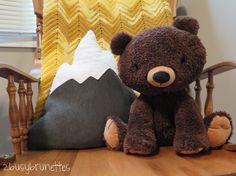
[147,66,176,88]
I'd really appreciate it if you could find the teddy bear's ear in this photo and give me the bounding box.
[110,32,132,55]
[173,16,199,35]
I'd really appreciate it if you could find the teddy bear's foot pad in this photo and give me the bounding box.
[207,115,232,148]
[178,147,203,155]
[104,119,119,149]
[104,116,127,151]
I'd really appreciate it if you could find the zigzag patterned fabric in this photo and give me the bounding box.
[34,0,173,119]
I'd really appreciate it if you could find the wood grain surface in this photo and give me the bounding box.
[0,147,236,176]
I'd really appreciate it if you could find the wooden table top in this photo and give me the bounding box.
[0,147,236,176]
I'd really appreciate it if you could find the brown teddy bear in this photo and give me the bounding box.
[104,16,233,155]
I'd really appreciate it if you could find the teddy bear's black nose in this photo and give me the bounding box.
[153,72,170,83]
[147,66,175,88]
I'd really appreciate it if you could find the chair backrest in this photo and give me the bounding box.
[31,0,177,62]
[33,0,43,60]
[31,0,177,69]
[33,0,177,119]
[30,0,43,78]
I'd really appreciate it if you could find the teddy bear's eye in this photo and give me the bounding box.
[181,56,187,64]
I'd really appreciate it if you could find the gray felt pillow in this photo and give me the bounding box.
[28,69,135,149]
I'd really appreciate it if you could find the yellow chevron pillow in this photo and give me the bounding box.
[34,0,173,119]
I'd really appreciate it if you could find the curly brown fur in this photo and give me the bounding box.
[174,95,209,153]
[110,32,132,55]
[124,96,157,155]
[114,21,206,96]
[173,16,199,35]
[105,16,214,156]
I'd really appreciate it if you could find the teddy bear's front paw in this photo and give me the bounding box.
[124,135,157,155]
[174,134,209,155]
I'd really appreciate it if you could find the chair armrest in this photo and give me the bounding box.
[0,64,38,155]
[0,64,39,83]
[200,61,236,80]
[194,61,236,116]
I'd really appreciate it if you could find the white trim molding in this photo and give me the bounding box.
[0,34,36,48]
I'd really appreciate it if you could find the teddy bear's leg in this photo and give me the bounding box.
[204,112,233,148]
[174,97,209,155]
[104,116,127,151]
[154,112,175,146]
[124,96,157,155]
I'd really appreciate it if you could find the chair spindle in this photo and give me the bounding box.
[18,80,28,151]
[7,75,21,155]
[194,78,202,113]
[204,71,214,116]
[26,82,34,128]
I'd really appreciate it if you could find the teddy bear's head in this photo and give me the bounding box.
[111,16,206,96]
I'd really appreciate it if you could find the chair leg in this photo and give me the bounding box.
[18,80,28,151]
[7,75,21,155]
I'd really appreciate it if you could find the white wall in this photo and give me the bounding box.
[178,0,236,142]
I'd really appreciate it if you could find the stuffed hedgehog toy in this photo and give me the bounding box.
[103,16,233,155]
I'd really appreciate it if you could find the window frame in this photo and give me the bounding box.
[0,0,37,48]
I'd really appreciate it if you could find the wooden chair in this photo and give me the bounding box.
[0,0,235,158]
[0,0,42,164]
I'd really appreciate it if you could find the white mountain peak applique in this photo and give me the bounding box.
[50,30,118,94]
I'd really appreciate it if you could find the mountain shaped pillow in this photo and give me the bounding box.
[28,31,135,149]
[50,30,118,93]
